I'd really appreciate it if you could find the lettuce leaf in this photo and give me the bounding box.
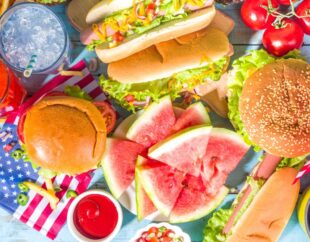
[203,208,232,242]
[64,85,92,101]
[227,49,306,150]
[99,57,228,112]
[277,156,307,170]
[203,178,265,242]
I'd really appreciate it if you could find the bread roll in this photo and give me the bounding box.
[108,26,230,83]
[23,96,107,175]
[96,6,216,63]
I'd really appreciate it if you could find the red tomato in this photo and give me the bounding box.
[149,238,160,242]
[162,237,172,242]
[146,3,156,16]
[112,31,124,42]
[262,18,304,56]
[276,0,295,5]
[241,0,278,30]
[17,110,27,143]
[296,0,310,35]
[93,101,117,133]
[148,227,159,235]
[124,94,135,103]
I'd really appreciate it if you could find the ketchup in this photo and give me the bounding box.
[73,194,119,239]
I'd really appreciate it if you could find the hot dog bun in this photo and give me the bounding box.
[108,26,230,83]
[86,0,134,24]
[95,5,216,63]
[227,168,300,242]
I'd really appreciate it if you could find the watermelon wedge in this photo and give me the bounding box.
[148,125,212,176]
[135,156,157,221]
[126,96,176,148]
[102,138,145,198]
[201,128,250,183]
[170,174,228,223]
[136,156,186,217]
[172,102,211,133]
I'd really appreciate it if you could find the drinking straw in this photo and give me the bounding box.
[23,54,37,78]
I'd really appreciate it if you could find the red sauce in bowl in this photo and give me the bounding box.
[73,194,119,239]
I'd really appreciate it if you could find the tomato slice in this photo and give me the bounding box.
[94,101,117,133]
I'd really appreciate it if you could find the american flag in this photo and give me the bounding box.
[0,60,106,240]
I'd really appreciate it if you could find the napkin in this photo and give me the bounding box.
[0,60,106,240]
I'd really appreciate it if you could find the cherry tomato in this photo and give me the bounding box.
[241,0,278,30]
[124,94,135,103]
[112,31,124,42]
[276,0,295,5]
[94,101,117,133]
[148,227,159,235]
[162,237,172,242]
[296,0,310,35]
[262,18,304,56]
[149,238,160,242]
[146,3,156,16]
[163,229,175,237]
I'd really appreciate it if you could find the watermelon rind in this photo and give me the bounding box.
[210,128,250,149]
[113,112,141,139]
[135,156,157,221]
[169,186,229,223]
[149,125,212,157]
[136,159,184,217]
[188,102,211,125]
[102,138,144,199]
[126,95,174,143]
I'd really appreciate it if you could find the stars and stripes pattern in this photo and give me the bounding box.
[0,60,105,240]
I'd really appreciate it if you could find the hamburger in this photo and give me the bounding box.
[18,94,108,176]
[227,49,310,158]
[99,26,233,113]
[203,154,301,242]
[81,0,217,63]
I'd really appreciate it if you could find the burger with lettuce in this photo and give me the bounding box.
[202,49,309,242]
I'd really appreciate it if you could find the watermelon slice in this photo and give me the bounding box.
[148,125,212,176]
[126,96,176,148]
[201,128,250,182]
[113,112,141,139]
[102,138,145,198]
[172,102,211,133]
[135,156,157,221]
[170,174,228,223]
[136,156,186,217]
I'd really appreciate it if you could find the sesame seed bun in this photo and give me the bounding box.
[239,58,310,158]
[23,96,107,175]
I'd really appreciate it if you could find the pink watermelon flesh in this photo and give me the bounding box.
[103,138,145,198]
[149,126,212,176]
[170,174,210,219]
[201,128,249,194]
[137,158,186,216]
[135,156,157,220]
[127,96,176,148]
[136,183,157,220]
[171,103,210,133]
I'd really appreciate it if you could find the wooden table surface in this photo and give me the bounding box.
[0,3,309,242]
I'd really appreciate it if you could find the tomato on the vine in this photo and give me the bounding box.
[241,0,279,30]
[94,101,117,133]
[262,18,304,56]
[276,0,296,6]
[296,0,310,35]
